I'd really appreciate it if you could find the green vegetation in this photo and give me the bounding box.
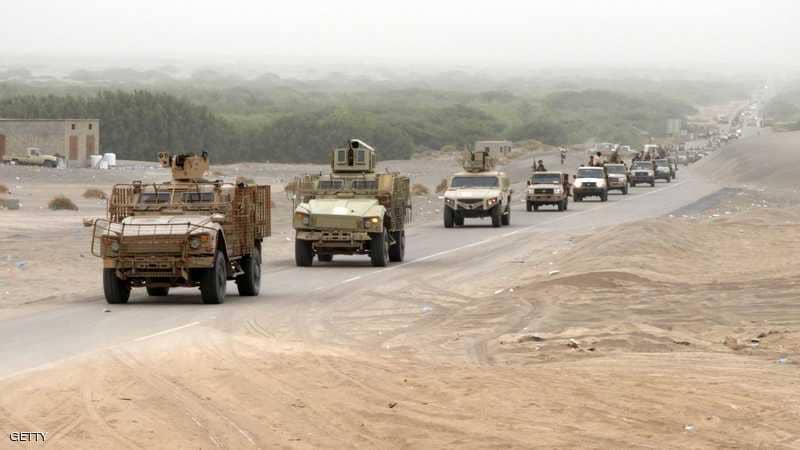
[0,72,746,163]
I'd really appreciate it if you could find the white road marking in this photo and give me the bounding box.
[343,276,362,283]
[133,321,201,342]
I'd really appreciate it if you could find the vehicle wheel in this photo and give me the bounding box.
[200,252,227,304]
[650,181,655,187]
[526,201,532,212]
[454,214,464,227]
[601,191,608,202]
[103,269,131,304]
[631,182,636,188]
[574,195,581,202]
[388,230,405,262]
[146,286,169,297]
[443,207,454,228]
[501,207,510,226]
[533,203,539,211]
[236,244,261,296]
[317,253,333,262]
[491,204,502,227]
[564,198,569,210]
[43,160,56,168]
[667,177,671,183]
[295,239,314,267]
[369,230,390,267]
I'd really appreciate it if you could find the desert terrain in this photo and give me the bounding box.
[1,129,799,448]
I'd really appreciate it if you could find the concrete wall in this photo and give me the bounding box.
[0,119,100,166]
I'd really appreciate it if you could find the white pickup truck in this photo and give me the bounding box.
[2,147,61,167]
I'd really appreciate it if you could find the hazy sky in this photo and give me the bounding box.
[3,0,799,68]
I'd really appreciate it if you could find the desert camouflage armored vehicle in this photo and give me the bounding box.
[292,139,411,267]
[443,150,512,227]
[91,152,271,304]
[526,172,569,211]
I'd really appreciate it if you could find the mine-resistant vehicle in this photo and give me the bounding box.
[572,166,608,202]
[526,172,569,211]
[443,150,512,227]
[604,163,629,195]
[292,139,411,267]
[654,159,672,183]
[630,161,656,187]
[91,152,271,304]
[2,147,61,167]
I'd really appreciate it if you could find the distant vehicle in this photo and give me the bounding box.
[526,172,570,211]
[653,159,672,183]
[630,161,656,187]
[443,149,512,227]
[573,166,608,202]
[91,152,271,304]
[603,163,629,195]
[2,147,61,167]
[292,139,411,267]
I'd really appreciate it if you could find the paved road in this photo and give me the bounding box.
[0,153,724,380]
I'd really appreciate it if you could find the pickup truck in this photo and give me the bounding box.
[3,147,61,167]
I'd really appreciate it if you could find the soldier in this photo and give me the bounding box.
[535,160,547,172]
[560,147,567,165]
[608,149,620,164]
[632,152,641,162]
[593,151,604,167]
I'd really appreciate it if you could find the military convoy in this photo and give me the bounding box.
[291,139,411,267]
[91,152,271,304]
[442,150,512,227]
[526,172,569,211]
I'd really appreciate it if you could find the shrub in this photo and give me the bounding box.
[49,195,79,211]
[411,183,429,196]
[82,188,107,200]
[435,178,448,194]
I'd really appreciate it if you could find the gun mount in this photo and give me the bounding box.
[159,151,209,181]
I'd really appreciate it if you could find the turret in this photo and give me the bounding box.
[331,139,376,173]
[462,149,495,173]
[159,151,209,181]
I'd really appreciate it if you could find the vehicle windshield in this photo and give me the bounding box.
[318,179,346,190]
[139,192,170,204]
[655,160,669,167]
[532,173,561,184]
[577,168,604,178]
[181,192,215,203]
[450,176,499,188]
[633,162,652,170]
[606,165,626,174]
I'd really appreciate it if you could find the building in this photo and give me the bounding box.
[0,119,100,166]
[474,140,513,156]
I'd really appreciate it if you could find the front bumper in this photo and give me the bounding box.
[527,194,564,203]
[573,187,605,196]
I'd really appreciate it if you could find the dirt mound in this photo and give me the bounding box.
[697,131,800,194]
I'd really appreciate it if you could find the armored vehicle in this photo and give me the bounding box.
[443,150,512,228]
[292,139,411,267]
[526,172,569,211]
[604,163,629,195]
[572,166,608,202]
[630,161,656,187]
[91,152,271,304]
[653,159,672,183]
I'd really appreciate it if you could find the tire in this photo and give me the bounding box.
[557,200,565,211]
[575,195,582,202]
[667,177,671,183]
[295,239,314,267]
[650,181,655,187]
[623,184,629,195]
[501,207,510,226]
[631,182,636,187]
[491,205,502,228]
[526,201,532,212]
[146,286,169,297]
[454,214,464,227]
[388,230,405,262]
[564,198,569,211]
[601,191,608,202]
[200,251,227,304]
[443,207,454,228]
[103,269,131,304]
[236,244,261,296]
[317,253,333,262]
[533,204,539,211]
[43,160,56,168]
[369,230,389,267]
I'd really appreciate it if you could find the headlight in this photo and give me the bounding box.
[294,212,310,226]
[110,240,120,252]
[363,217,380,228]
[189,234,210,250]
[526,187,535,194]
[486,197,497,206]
[553,187,562,194]
[444,197,455,206]
[574,181,582,188]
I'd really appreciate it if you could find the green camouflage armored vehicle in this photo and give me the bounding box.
[91,152,271,304]
[292,139,411,267]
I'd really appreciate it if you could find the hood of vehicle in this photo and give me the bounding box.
[302,198,379,216]
[574,177,605,184]
[120,215,215,235]
[445,188,501,199]
[529,183,562,189]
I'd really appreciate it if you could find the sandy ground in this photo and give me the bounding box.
[1,138,800,448]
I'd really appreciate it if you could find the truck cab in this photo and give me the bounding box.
[526,172,570,211]
[572,166,608,202]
